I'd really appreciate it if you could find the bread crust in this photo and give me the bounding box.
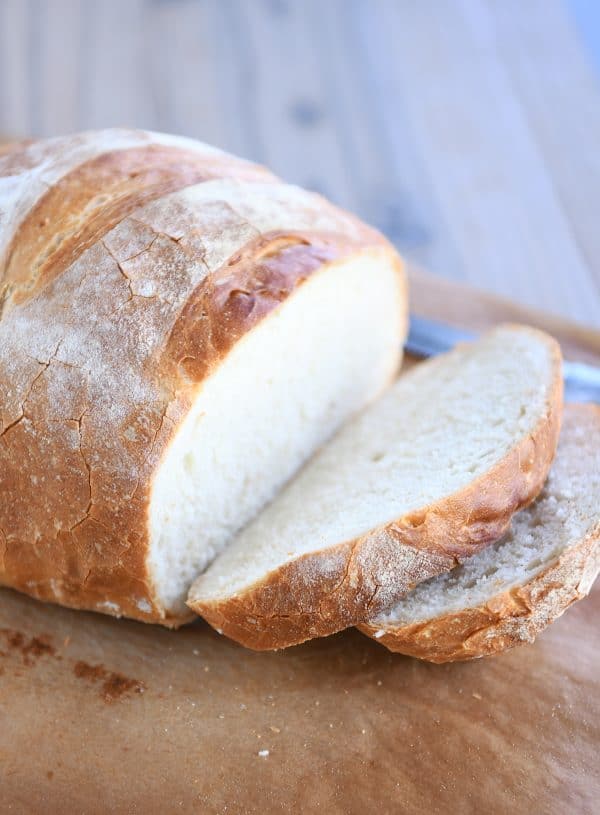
[189,328,563,649]
[358,527,600,663]
[0,130,403,626]
[359,403,600,662]
[2,144,274,310]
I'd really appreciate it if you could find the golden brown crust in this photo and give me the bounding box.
[0,130,399,626]
[190,330,563,649]
[358,529,600,663]
[1,143,274,312]
[165,232,357,382]
[359,404,600,662]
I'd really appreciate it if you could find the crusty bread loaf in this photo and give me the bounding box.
[188,325,563,649]
[0,129,407,625]
[359,404,600,662]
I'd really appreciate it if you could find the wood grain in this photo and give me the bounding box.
[410,266,600,364]
[0,0,599,324]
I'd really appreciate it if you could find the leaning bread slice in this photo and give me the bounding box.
[359,403,600,662]
[188,325,563,650]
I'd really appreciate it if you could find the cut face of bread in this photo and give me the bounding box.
[0,129,407,626]
[188,325,563,649]
[148,250,405,614]
[360,404,600,662]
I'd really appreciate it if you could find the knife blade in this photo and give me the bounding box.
[407,316,600,404]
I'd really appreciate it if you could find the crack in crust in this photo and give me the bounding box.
[0,130,388,626]
[0,140,275,316]
[68,409,92,534]
[0,339,63,438]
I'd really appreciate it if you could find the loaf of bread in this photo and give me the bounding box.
[359,404,600,661]
[0,129,407,625]
[188,326,563,649]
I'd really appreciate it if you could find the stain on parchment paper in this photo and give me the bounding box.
[73,660,146,702]
[0,627,146,703]
[0,628,55,665]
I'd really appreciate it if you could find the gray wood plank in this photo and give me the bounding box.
[340,0,466,279]
[77,0,155,131]
[0,0,30,136]
[32,0,85,136]
[210,0,268,160]
[362,0,600,323]
[146,0,228,147]
[489,0,600,295]
[221,0,357,209]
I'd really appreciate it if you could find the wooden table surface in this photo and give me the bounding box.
[1,0,600,326]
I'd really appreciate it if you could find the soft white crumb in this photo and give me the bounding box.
[258,749,269,757]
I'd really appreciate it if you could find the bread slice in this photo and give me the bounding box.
[0,130,407,625]
[188,325,563,649]
[359,403,600,662]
